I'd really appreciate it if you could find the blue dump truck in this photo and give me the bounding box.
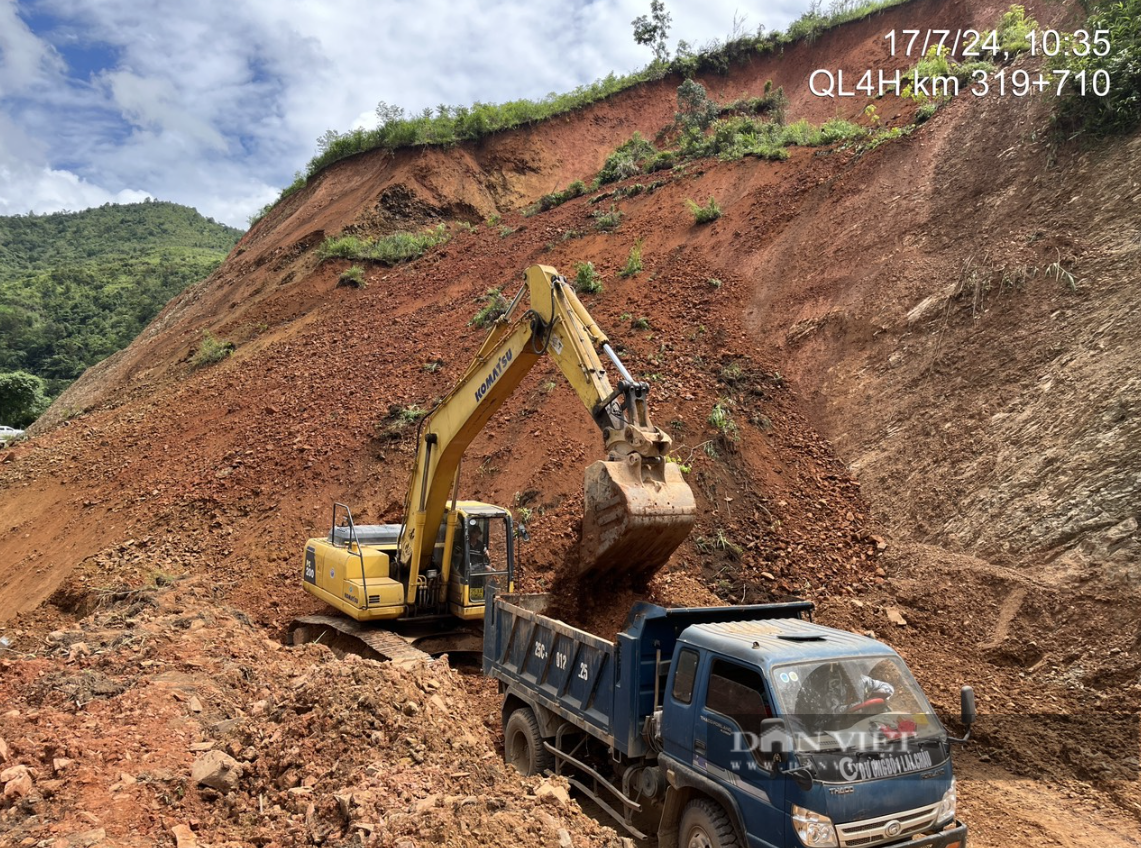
[484,590,973,848]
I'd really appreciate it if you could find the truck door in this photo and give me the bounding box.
[697,658,785,848]
[660,647,700,762]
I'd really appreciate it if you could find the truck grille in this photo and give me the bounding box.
[835,801,940,847]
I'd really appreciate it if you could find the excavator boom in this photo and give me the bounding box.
[400,264,695,584]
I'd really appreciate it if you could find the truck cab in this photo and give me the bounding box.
[659,618,966,848]
[484,593,969,848]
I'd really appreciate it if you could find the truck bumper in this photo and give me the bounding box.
[892,820,967,848]
[745,821,965,848]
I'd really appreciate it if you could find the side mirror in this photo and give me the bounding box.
[960,686,976,727]
[787,766,814,792]
[517,525,531,543]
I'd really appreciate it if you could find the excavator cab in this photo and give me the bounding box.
[301,501,513,625]
[447,505,514,620]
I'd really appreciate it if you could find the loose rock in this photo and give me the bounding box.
[191,750,243,795]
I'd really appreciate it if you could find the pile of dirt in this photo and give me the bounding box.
[0,576,623,848]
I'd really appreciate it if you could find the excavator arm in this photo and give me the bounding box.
[397,264,695,601]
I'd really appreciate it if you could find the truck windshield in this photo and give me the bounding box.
[770,656,944,751]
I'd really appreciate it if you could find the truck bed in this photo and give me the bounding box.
[483,590,813,757]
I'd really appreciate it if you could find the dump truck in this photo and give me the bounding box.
[294,264,696,660]
[485,589,972,848]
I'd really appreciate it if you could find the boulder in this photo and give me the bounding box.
[191,750,243,794]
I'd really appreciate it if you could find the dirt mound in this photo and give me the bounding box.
[0,576,622,847]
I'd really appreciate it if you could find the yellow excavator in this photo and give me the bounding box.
[292,264,696,661]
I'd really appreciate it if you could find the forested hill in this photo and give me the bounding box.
[0,200,242,272]
[0,201,243,412]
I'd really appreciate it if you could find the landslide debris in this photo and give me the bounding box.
[0,577,622,847]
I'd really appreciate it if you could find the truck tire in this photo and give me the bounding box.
[679,798,740,848]
[504,708,554,777]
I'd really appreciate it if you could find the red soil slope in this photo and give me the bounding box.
[3,0,1140,844]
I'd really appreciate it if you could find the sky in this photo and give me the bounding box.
[0,0,811,229]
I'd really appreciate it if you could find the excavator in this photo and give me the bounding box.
[292,264,696,662]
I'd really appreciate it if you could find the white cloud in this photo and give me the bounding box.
[2,0,817,227]
[102,70,229,151]
[0,0,67,97]
[0,155,150,218]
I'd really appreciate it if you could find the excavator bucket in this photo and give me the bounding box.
[579,454,697,578]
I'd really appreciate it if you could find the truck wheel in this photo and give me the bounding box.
[504,708,553,776]
[680,799,739,848]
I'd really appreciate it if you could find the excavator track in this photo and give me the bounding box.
[289,614,431,667]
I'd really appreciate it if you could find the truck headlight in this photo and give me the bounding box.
[935,778,957,825]
[792,804,839,847]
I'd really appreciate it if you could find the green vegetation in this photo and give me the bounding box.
[471,288,509,328]
[714,527,743,558]
[667,451,692,474]
[378,402,431,439]
[859,124,915,152]
[719,362,744,384]
[533,179,588,213]
[574,261,603,294]
[589,87,861,174]
[631,0,673,64]
[191,331,234,368]
[686,197,722,224]
[0,370,48,428]
[395,404,429,425]
[708,400,739,442]
[338,265,366,287]
[646,150,678,172]
[902,45,994,103]
[598,134,658,185]
[592,206,625,232]
[915,100,941,123]
[676,78,721,132]
[1053,0,1141,136]
[688,116,781,160]
[722,81,789,123]
[0,201,242,402]
[620,239,644,277]
[994,4,1038,53]
[317,224,449,265]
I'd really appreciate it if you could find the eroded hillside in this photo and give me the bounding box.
[2,0,1140,845]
